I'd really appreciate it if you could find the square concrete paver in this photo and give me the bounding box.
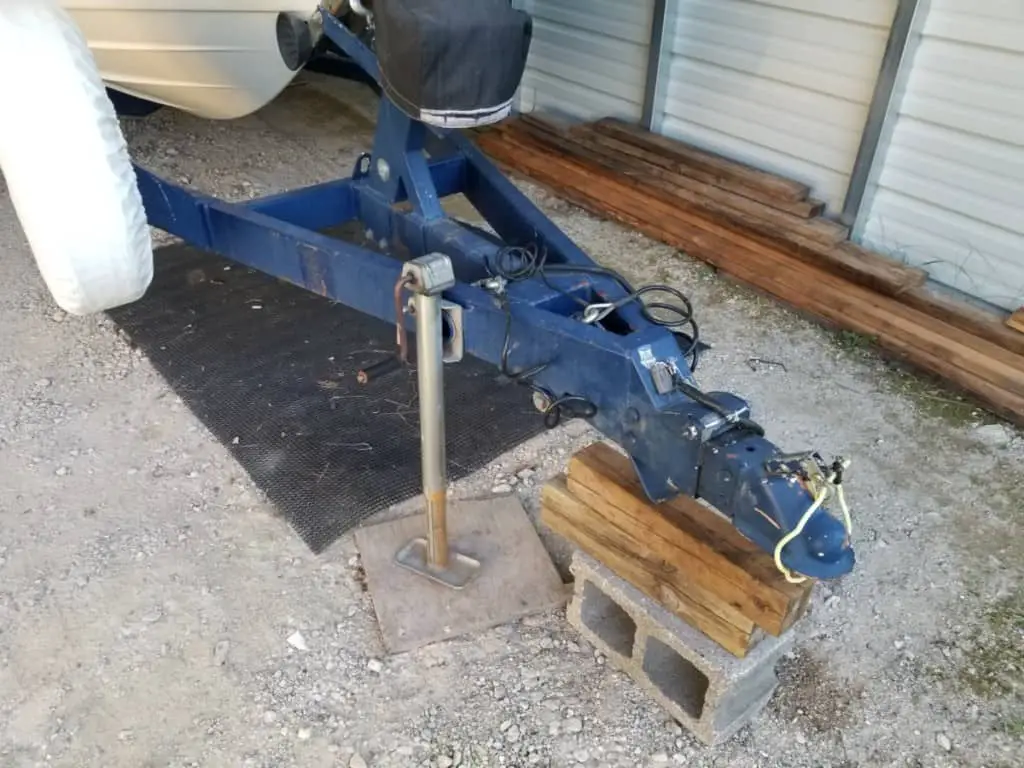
[354,496,569,653]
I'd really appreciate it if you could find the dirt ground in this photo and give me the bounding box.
[0,74,1021,768]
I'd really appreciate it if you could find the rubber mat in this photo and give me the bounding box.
[107,243,546,553]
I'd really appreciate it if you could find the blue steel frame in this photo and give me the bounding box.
[131,7,855,580]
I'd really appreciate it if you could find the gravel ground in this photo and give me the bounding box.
[0,74,1021,768]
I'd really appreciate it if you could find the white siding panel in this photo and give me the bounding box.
[861,2,1024,311]
[514,0,655,121]
[656,0,898,212]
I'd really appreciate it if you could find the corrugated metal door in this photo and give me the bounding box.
[859,1,1024,312]
[513,0,655,121]
[653,0,898,213]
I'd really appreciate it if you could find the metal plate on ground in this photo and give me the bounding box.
[354,496,570,653]
[106,244,546,553]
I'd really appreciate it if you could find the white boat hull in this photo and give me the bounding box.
[60,1,320,120]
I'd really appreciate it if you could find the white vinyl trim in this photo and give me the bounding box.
[859,0,1024,311]
[513,0,655,121]
[652,0,898,214]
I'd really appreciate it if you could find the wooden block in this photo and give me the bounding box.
[569,443,813,632]
[541,476,765,658]
[539,447,818,658]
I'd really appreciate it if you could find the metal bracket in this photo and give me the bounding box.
[440,300,464,363]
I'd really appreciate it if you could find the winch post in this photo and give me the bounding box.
[394,254,482,589]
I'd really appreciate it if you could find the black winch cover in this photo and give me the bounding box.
[374,0,533,128]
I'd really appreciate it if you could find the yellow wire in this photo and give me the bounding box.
[772,462,853,584]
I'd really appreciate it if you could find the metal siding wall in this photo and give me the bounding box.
[656,0,898,213]
[860,1,1024,311]
[514,0,655,121]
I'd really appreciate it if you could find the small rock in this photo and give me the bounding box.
[286,631,308,651]
[539,637,554,650]
[491,483,513,494]
[505,725,521,743]
[795,732,807,745]
[971,423,1011,448]
[297,727,312,741]
[894,639,905,651]
[564,717,583,734]
[350,754,368,768]
[517,468,536,481]
[437,757,454,768]
[213,640,231,666]
[263,711,278,725]
[573,749,589,763]
[367,658,384,674]
[140,607,163,624]
[499,720,513,733]
[825,595,841,609]
[937,733,952,752]
[652,754,669,764]
[55,466,70,477]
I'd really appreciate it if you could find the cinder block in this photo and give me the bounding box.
[567,550,793,746]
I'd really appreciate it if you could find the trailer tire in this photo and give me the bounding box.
[0,1,153,316]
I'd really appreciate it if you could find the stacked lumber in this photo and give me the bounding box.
[541,442,815,658]
[475,116,1024,425]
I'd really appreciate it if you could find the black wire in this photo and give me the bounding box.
[485,243,702,371]
[485,242,704,428]
[496,294,596,429]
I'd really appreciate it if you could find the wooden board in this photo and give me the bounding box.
[516,114,824,219]
[573,129,826,219]
[1007,308,1024,334]
[477,130,926,299]
[588,117,812,204]
[354,496,569,653]
[542,476,764,658]
[504,118,847,246]
[540,443,816,657]
[567,443,814,633]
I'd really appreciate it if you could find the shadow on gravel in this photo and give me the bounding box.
[106,243,545,553]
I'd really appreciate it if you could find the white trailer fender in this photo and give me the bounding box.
[0,0,153,316]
